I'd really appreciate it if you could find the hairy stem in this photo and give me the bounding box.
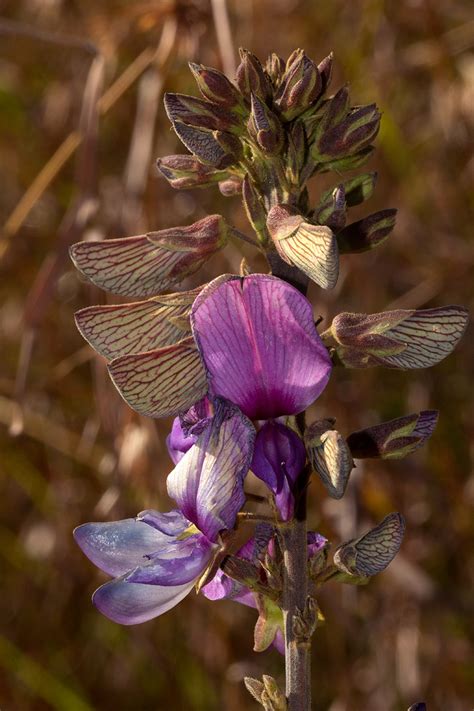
[281,517,310,710]
[269,253,312,709]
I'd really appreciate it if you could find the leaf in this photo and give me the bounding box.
[108,336,207,418]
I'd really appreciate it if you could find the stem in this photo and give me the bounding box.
[269,250,312,709]
[281,474,311,711]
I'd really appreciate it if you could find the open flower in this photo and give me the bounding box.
[74,400,255,624]
[190,274,333,420]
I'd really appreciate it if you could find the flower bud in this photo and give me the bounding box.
[265,53,286,86]
[275,51,322,120]
[347,410,439,460]
[315,103,381,159]
[337,208,397,253]
[236,48,272,102]
[267,204,339,289]
[218,175,242,196]
[157,154,230,190]
[188,62,244,110]
[249,94,284,153]
[317,52,334,94]
[315,185,347,232]
[321,306,468,369]
[164,92,241,133]
[305,419,353,499]
[334,512,405,577]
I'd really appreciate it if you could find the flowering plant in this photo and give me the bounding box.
[71,48,467,710]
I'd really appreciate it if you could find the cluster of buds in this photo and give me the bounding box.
[70,47,467,709]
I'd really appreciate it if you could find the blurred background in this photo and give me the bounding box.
[0,1,473,709]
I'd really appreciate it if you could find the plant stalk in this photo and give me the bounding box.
[281,517,311,710]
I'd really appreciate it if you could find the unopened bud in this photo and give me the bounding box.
[262,676,286,710]
[317,52,334,93]
[265,53,286,85]
[334,512,405,577]
[337,209,397,253]
[218,176,242,196]
[236,48,272,102]
[189,62,244,110]
[347,410,439,460]
[249,94,284,153]
[275,52,322,120]
[315,103,381,159]
[157,154,230,190]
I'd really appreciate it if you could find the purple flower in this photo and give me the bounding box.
[166,397,213,464]
[251,421,307,520]
[191,274,332,420]
[75,400,255,624]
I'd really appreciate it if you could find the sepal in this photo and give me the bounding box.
[337,209,397,253]
[334,512,405,577]
[305,419,353,499]
[157,154,230,190]
[267,204,339,289]
[322,306,468,369]
[249,94,284,153]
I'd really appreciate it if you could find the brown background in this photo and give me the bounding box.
[0,1,473,709]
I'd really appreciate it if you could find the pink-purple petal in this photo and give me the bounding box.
[166,417,197,464]
[92,578,196,625]
[191,274,332,419]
